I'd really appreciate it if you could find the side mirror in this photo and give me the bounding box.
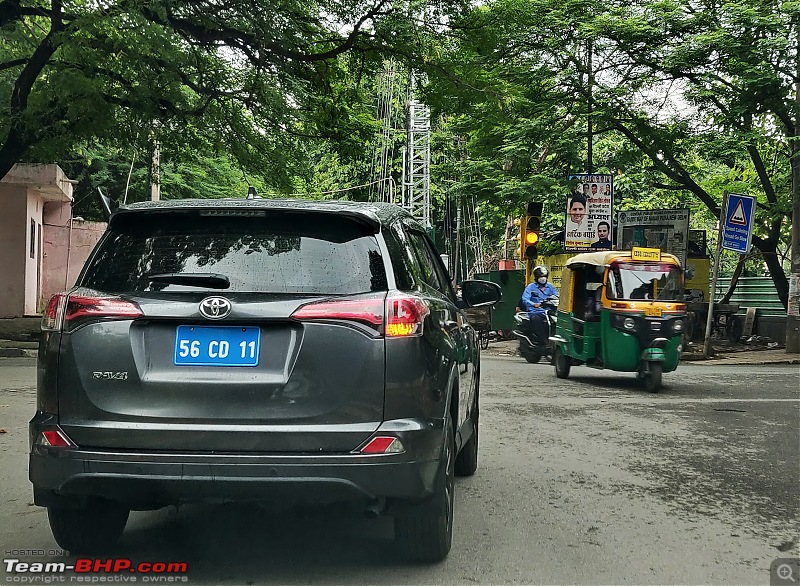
[461,279,502,307]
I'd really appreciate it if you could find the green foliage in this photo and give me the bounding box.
[0,0,794,301]
[0,0,459,193]
[417,0,794,301]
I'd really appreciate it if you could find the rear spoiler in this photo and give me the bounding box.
[108,200,382,232]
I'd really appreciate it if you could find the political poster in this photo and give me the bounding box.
[565,174,613,251]
[616,208,690,266]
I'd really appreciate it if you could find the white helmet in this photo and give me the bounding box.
[533,265,548,280]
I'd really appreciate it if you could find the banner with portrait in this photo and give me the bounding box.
[616,208,690,266]
[565,174,613,251]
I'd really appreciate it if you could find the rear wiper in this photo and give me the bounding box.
[148,273,230,289]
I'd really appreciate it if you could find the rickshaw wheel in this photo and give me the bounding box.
[643,363,662,393]
[554,347,571,379]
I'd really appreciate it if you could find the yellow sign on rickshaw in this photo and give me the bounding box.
[631,247,661,261]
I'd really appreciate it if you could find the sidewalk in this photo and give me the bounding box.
[482,338,800,366]
[0,318,40,357]
[1,318,798,365]
[0,317,41,341]
[681,348,799,366]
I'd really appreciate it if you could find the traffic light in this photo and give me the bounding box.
[523,202,543,259]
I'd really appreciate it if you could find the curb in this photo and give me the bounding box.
[681,356,800,366]
[0,348,37,358]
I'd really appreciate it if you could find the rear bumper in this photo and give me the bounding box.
[29,416,445,509]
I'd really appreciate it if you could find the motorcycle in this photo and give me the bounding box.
[513,295,559,364]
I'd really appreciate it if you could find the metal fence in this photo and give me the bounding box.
[715,277,786,316]
[714,276,786,342]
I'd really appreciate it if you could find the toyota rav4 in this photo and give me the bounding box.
[29,198,500,562]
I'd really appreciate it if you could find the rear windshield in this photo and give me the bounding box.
[80,212,388,295]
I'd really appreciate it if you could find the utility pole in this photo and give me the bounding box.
[786,27,800,353]
[150,140,161,202]
[704,198,726,358]
[587,38,594,175]
[788,172,800,352]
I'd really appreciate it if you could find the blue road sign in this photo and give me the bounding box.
[721,193,755,253]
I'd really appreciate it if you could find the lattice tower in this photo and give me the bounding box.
[403,99,431,227]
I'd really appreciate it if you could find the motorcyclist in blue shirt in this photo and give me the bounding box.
[522,266,559,344]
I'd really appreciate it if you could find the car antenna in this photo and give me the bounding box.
[246,186,261,199]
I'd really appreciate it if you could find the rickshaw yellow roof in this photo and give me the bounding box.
[564,250,682,268]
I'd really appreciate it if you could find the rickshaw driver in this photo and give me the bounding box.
[522,265,559,345]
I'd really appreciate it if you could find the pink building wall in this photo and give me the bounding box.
[42,202,106,307]
[0,187,28,316]
[0,164,95,318]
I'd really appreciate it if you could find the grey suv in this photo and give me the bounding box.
[30,198,500,562]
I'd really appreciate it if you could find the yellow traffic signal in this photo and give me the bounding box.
[524,202,542,259]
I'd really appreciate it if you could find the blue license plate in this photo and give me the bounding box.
[173,326,260,367]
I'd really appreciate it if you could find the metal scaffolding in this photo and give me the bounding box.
[403,99,431,227]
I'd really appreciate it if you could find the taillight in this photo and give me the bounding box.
[41,293,67,332]
[291,292,429,338]
[42,289,143,333]
[291,295,385,332]
[385,293,428,338]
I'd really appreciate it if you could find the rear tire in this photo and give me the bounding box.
[395,415,454,562]
[48,498,129,553]
[455,391,479,477]
[554,347,571,379]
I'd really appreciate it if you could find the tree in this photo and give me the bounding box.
[586,0,796,306]
[422,0,795,307]
[0,0,465,189]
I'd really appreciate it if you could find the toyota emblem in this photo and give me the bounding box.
[199,297,232,320]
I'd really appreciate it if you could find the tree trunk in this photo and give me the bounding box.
[755,239,789,308]
[504,214,513,259]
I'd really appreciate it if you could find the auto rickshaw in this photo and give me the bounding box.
[550,248,686,392]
